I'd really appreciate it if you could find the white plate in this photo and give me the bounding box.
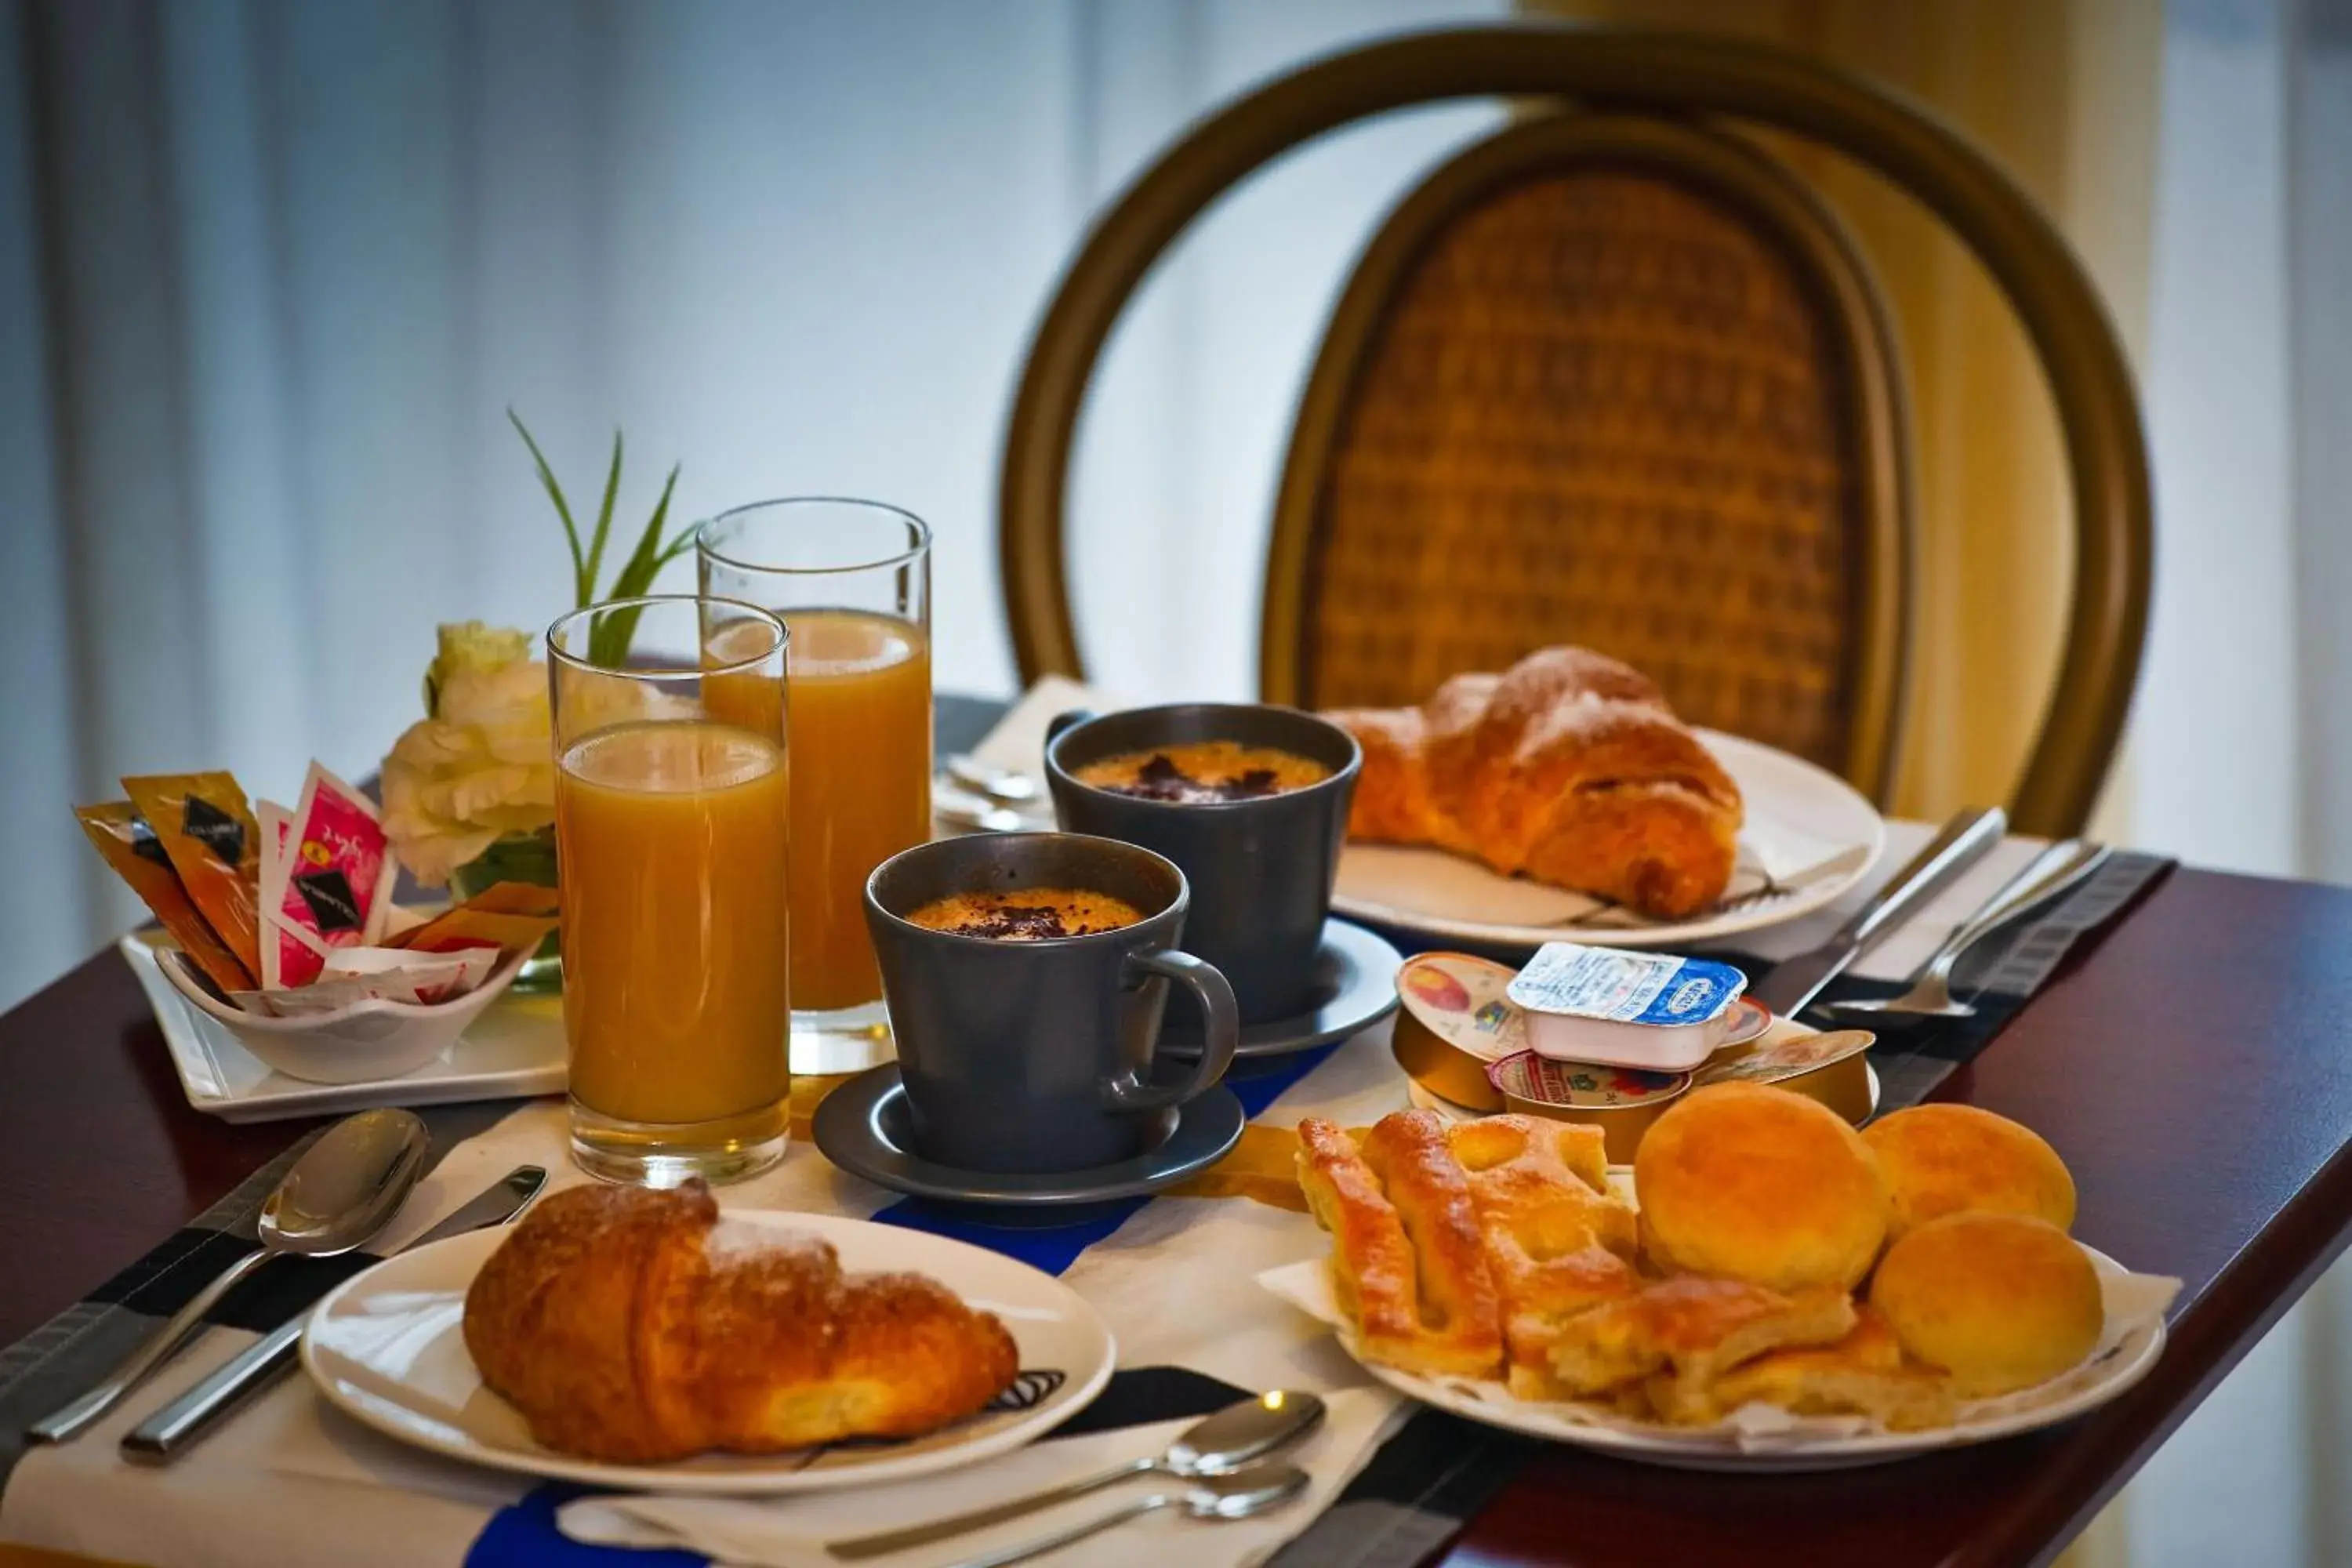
[303,1209,1116,1494]
[120,931,565,1123]
[1263,1245,2169,1472]
[1332,729,1886,949]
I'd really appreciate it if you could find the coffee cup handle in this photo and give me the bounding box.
[1102,949,1238,1112]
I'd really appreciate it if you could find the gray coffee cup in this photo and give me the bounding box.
[864,832,1240,1174]
[1045,703,1362,1024]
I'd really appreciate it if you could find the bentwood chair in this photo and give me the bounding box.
[996,25,2151,837]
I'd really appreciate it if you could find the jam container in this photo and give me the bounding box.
[1693,1027,1876,1126]
[1389,952,1527,1113]
[1484,1050,1691,1163]
[1505,942,1749,1071]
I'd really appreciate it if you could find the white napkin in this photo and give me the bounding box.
[964,677,1110,778]
[557,1389,1396,1568]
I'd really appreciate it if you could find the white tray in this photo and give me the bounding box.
[120,931,564,1123]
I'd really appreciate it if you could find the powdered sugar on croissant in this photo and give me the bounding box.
[1325,647,1742,920]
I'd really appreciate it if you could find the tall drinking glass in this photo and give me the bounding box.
[697,499,931,1076]
[547,596,792,1186]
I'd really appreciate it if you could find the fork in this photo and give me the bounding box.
[1832,840,2111,1018]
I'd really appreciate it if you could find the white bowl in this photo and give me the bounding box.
[154,945,535,1085]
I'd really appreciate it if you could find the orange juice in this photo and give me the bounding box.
[780,610,931,1012]
[556,720,792,1127]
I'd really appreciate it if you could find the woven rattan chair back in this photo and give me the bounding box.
[1265,114,1906,796]
[998,27,2151,835]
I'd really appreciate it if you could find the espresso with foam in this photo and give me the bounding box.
[906,887,1144,942]
[1074,741,1330,804]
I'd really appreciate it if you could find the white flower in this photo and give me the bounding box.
[383,629,555,887]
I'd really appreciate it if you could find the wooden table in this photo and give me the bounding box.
[6,767,2351,1564]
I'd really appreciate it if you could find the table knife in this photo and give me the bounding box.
[120,1163,546,1463]
[1749,807,2009,1020]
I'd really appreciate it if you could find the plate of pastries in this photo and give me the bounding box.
[1265,1087,2179,1470]
[1323,645,1886,947]
[301,1181,1114,1492]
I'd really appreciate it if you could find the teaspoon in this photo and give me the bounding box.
[829,1389,1326,1559]
[941,1463,1310,1568]
[944,753,1041,805]
[27,1107,430,1443]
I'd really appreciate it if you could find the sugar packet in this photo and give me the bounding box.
[267,764,398,969]
[120,772,265,985]
[252,798,310,989]
[382,880,558,956]
[235,944,505,1015]
[75,802,256,995]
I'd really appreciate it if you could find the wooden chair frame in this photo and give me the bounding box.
[1261,111,1913,804]
[1000,24,2152,835]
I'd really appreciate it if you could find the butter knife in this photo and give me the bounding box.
[120,1163,546,1463]
[1749,807,2009,1020]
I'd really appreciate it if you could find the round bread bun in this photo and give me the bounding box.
[1870,1211,2103,1397]
[1634,1081,1889,1292]
[1863,1104,2077,1238]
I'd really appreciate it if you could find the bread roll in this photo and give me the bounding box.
[1863,1104,2077,1237]
[1635,1083,1889,1292]
[1869,1211,2103,1397]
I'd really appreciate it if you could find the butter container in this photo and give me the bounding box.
[1505,942,1748,1071]
[1693,1027,1876,1125]
[1390,952,1527,1112]
[1484,1050,1690,1163]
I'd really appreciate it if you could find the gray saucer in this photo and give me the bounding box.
[1159,917,1403,1061]
[812,1065,1246,1225]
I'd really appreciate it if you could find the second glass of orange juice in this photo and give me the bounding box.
[697,499,931,1075]
[548,596,792,1186]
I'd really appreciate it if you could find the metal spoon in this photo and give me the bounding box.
[27,1108,429,1443]
[940,1463,1310,1568]
[1834,840,2112,1019]
[933,787,1036,835]
[829,1389,1326,1560]
[945,753,1040,805]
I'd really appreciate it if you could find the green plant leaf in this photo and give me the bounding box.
[581,430,624,604]
[508,410,588,607]
[609,463,683,600]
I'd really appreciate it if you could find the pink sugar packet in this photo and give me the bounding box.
[253,800,307,989]
[267,764,397,976]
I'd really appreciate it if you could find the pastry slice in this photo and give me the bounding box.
[1690,1306,1957,1432]
[1295,1112,1503,1378]
[1443,1116,1642,1397]
[1545,1276,1857,1410]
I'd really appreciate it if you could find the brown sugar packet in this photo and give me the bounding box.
[383,882,558,958]
[74,802,257,994]
[121,772,265,984]
[443,880,560,920]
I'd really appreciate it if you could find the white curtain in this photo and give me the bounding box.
[0,0,1502,1011]
[2112,1,2352,1563]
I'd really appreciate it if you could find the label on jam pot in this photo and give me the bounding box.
[1695,1029,1874,1088]
[1397,953,1526,1063]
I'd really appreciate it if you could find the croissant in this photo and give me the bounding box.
[463,1181,1018,1463]
[1325,647,1742,920]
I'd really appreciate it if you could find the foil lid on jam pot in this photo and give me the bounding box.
[1390,953,1528,1112]
[1484,1049,1691,1163]
[1693,1027,1876,1126]
[1505,942,1750,1072]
